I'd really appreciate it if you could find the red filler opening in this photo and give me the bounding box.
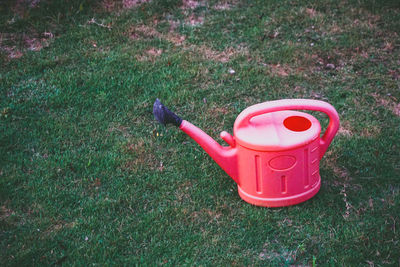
[283,116,312,132]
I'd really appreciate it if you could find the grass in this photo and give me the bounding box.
[1,0,399,265]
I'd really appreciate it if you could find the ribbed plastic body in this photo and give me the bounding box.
[233,110,321,206]
[236,136,321,207]
[231,100,339,207]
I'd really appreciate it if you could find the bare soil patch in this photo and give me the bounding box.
[305,8,320,18]
[123,0,151,9]
[192,45,248,63]
[136,47,163,61]
[0,32,54,60]
[123,140,160,172]
[185,14,204,26]
[213,3,232,10]
[267,64,291,77]
[99,0,151,12]
[212,0,236,10]
[337,121,353,137]
[128,24,247,62]
[181,0,206,10]
[0,205,14,220]
[129,24,161,39]
[371,93,400,117]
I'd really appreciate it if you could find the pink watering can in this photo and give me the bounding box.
[153,99,340,207]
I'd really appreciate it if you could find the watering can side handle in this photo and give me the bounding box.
[234,99,340,159]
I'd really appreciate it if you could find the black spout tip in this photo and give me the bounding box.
[153,99,183,127]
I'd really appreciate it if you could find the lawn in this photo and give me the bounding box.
[1,0,399,265]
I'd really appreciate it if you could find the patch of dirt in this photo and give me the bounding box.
[123,0,151,9]
[213,3,232,10]
[323,151,351,181]
[308,53,341,72]
[44,221,76,236]
[165,33,186,46]
[354,12,381,29]
[258,241,297,263]
[371,93,400,117]
[174,181,192,203]
[146,47,162,56]
[185,14,204,26]
[1,31,54,59]
[123,140,159,172]
[0,205,14,220]
[108,124,132,138]
[167,19,180,32]
[338,122,353,137]
[361,125,381,137]
[190,208,222,224]
[266,64,291,77]
[129,24,161,40]
[11,0,41,18]
[209,106,230,115]
[181,0,205,9]
[308,91,328,100]
[136,47,163,61]
[197,45,232,62]
[100,0,118,12]
[25,37,43,51]
[128,24,247,62]
[1,46,23,59]
[193,45,247,63]
[383,41,394,52]
[388,69,399,80]
[305,7,321,18]
[99,0,151,12]
[327,23,343,34]
[327,9,381,35]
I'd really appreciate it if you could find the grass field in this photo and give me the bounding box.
[1,0,400,265]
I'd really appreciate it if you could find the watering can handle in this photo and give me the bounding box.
[234,99,340,158]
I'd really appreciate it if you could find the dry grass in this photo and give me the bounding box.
[337,121,353,137]
[43,221,76,236]
[0,32,54,60]
[213,2,233,11]
[371,93,400,117]
[123,0,151,9]
[123,139,159,172]
[174,181,193,203]
[192,45,247,62]
[0,205,14,220]
[135,47,163,61]
[128,23,248,62]
[189,208,222,224]
[108,124,132,138]
[185,14,205,26]
[304,7,322,19]
[267,64,291,77]
[181,0,205,10]
[99,0,151,12]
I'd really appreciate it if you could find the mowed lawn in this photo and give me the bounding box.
[1,0,399,265]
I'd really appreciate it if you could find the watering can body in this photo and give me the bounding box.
[233,109,324,207]
[154,99,340,207]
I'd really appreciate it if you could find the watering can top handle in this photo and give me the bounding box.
[234,99,340,157]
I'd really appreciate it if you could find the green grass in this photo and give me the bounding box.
[1,0,399,265]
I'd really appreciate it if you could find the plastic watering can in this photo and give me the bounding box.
[153,99,340,207]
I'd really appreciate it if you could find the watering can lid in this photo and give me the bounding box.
[233,110,321,151]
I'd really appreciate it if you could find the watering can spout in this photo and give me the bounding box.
[153,99,239,184]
